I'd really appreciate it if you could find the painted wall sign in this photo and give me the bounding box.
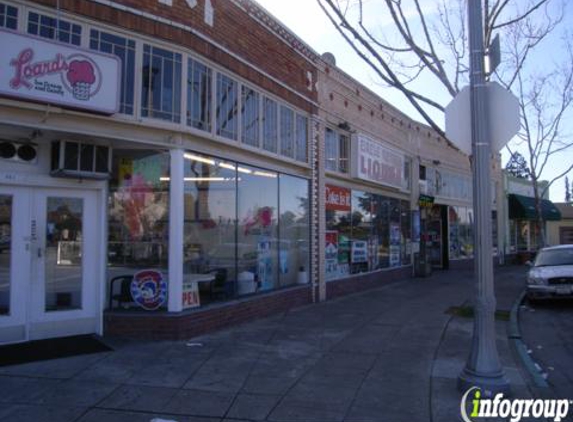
[130,270,167,311]
[353,134,404,189]
[0,29,120,114]
[326,184,351,212]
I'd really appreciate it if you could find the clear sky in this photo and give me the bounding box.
[254,0,572,202]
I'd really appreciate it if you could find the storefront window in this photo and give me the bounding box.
[278,175,310,287]
[517,221,529,251]
[28,11,81,45]
[107,149,170,308]
[142,45,182,123]
[326,185,411,280]
[90,30,136,115]
[187,58,212,131]
[0,3,18,29]
[238,166,279,292]
[183,153,236,306]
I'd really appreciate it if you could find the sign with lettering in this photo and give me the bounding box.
[131,270,167,311]
[0,29,120,114]
[326,184,351,212]
[353,134,404,189]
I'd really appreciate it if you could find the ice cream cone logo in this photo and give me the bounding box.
[62,55,102,100]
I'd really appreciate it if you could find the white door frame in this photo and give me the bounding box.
[0,174,106,344]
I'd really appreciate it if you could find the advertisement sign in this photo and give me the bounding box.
[390,223,401,267]
[257,237,273,291]
[325,231,339,280]
[182,280,200,310]
[130,270,167,311]
[351,240,368,263]
[353,134,404,189]
[0,29,120,114]
[326,185,351,212]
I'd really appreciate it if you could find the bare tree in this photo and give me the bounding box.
[317,0,572,246]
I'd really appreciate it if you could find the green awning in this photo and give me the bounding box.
[508,194,562,221]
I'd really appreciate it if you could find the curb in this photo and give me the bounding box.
[508,289,549,389]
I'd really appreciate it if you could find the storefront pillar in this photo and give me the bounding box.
[168,148,184,313]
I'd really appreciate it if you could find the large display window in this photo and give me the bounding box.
[326,184,411,281]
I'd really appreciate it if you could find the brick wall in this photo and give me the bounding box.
[28,0,317,112]
[105,285,313,340]
[326,267,412,300]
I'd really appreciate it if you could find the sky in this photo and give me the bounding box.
[254,0,573,203]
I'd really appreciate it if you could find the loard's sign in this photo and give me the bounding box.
[0,29,120,114]
[353,134,404,189]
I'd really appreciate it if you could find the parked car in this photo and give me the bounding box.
[526,245,573,301]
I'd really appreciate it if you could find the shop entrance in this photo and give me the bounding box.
[0,186,100,344]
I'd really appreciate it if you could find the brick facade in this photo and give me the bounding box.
[27,0,318,112]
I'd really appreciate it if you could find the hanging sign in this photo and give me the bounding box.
[0,29,120,114]
[130,270,167,311]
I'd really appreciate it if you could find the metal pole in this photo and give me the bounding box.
[458,0,510,395]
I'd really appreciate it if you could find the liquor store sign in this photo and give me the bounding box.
[353,134,404,189]
[0,29,120,114]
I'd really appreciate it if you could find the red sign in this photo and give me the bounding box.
[326,184,351,212]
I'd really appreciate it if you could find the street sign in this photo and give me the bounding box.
[445,81,520,155]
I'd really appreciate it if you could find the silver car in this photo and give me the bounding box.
[526,245,573,301]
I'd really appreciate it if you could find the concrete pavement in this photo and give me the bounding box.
[0,265,542,422]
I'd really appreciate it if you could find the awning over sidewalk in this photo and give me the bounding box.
[508,194,562,221]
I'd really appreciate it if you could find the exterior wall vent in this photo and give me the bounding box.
[0,141,38,164]
[50,140,111,180]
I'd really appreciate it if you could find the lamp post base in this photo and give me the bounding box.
[458,367,511,397]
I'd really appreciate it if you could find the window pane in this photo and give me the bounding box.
[325,128,337,171]
[28,11,82,45]
[90,30,136,115]
[0,195,12,315]
[0,3,18,29]
[263,98,278,153]
[107,150,170,310]
[280,106,294,158]
[183,153,237,306]
[241,86,260,147]
[339,134,349,173]
[237,166,278,293]
[295,115,308,163]
[216,74,238,139]
[141,45,182,123]
[187,58,212,131]
[279,175,310,287]
[45,197,83,311]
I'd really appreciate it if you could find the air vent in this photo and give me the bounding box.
[51,140,111,180]
[0,141,38,164]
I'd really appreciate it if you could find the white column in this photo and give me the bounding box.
[168,148,184,313]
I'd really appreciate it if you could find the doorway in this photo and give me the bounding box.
[0,186,100,344]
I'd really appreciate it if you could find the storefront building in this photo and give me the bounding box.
[0,0,319,343]
[502,173,561,261]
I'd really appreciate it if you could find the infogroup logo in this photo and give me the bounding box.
[460,387,572,422]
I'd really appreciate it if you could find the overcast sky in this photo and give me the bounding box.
[254,0,572,202]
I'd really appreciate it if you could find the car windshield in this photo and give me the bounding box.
[534,248,573,267]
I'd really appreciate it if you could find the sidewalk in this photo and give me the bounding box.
[0,266,532,422]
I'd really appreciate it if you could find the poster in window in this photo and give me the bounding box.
[257,237,273,291]
[325,231,338,280]
[351,240,368,263]
[390,223,401,267]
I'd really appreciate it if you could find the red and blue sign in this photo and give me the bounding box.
[130,270,167,311]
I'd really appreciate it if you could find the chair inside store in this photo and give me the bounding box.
[109,275,135,309]
[208,268,228,301]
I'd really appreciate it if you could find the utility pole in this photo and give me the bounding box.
[458,0,510,395]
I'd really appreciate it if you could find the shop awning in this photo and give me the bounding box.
[508,194,562,221]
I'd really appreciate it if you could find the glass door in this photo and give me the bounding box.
[0,187,30,344]
[28,189,99,340]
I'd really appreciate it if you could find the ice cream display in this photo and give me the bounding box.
[66,60,96,100]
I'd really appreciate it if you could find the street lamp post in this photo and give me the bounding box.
[458,0,511,395]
